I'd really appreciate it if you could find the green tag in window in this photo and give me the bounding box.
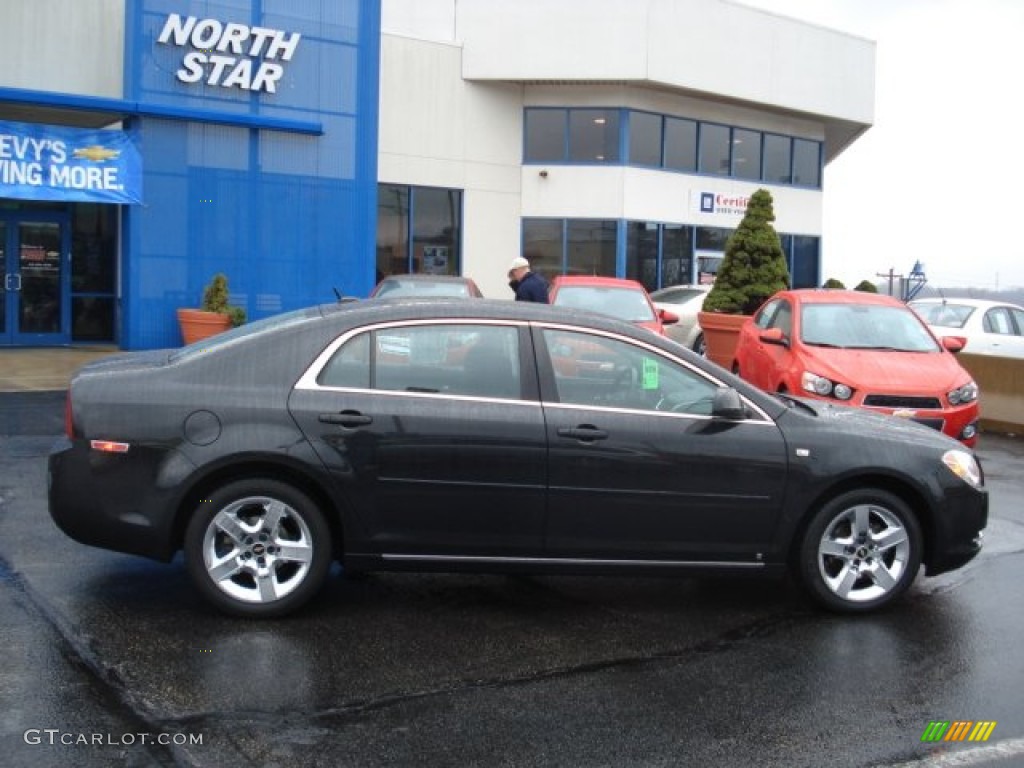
[642,358,659,390]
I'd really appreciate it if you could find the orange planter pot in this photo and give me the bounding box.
[176,308,232,345]
[697,311,750,371]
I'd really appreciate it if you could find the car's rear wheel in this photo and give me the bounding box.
[184,479,332,618]
[693,333,706,357]
[797,489,922,613]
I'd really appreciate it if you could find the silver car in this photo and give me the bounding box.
[909,297,1024,359]
[649,284,711,354]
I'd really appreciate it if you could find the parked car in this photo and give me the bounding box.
[909,297,1024,359]
[370,273,483,299]
[650,284,711,354]
[733,289,980,446]
[49,299,987,618]
[549,275,678,335]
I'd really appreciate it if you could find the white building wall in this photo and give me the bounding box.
[0,0,124,98]
[380,0,873,294]
[379,34,527,298]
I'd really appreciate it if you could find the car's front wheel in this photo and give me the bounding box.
[184,479,332,618]
[693,332,706,357]
[797,489,922,613]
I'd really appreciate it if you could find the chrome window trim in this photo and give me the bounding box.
[294,316,774,425]
[534,320,774,423]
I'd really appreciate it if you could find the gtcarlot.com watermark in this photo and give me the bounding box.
[24,729,203,747]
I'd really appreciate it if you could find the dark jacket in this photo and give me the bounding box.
[512,271,549,303]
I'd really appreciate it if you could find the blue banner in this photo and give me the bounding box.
[0,119,142,204]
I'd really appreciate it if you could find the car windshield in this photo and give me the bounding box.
[801,303,939,352]
[374,279,471,298]
[554,286,656,323]
[909,302,974,328]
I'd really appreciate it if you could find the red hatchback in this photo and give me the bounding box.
[549,276,678,336]
[733,289,980,446]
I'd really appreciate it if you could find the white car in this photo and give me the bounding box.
[649,284,711,354]
[909,297,1024,359]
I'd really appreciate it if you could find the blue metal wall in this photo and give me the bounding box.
[122,0,380,349]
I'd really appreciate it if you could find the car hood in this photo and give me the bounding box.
[777,393,964,450]
[800,347,969,392]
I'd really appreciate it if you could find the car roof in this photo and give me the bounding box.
[780,289,903,307]
[377,274,476,284]
[550,275,647,290]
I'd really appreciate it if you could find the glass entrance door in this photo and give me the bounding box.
[2,216,70,345]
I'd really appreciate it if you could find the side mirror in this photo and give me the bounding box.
[711,387,747,420]
[759,327,788,347]
[941,336,966,354]
[659,308,680,325]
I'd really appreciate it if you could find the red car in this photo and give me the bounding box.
[733,289,980,446]
[548,276,678,336]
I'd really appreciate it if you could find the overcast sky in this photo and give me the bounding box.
[737,0,1024,291]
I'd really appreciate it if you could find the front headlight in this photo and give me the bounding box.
[948,380,979,405]
[942,449,983,489]
[801,371,853,400]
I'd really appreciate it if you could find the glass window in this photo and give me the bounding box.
[567,220,617,276]
[569,109,620,163]
[628,111,662,167]
[413,187,461,276]
[763,134,792,184]
[698,122,730,176]
[542,328,719,415]
[370,324,521,399]
[318,331,371,388]
[732,128,761,181]
[661,225,693,287]
[695,227,732,252]
[983,308,1013,335]
[525,108,567,162]
[791,235,820,289]
[522,219,563,282]
[71,203,117,342]
[792,139,821,187]
[377,185,463,280]
[625,221,659,290]
[377,184,409,279]
[664,117,697,172]
[1009,308,1024,335]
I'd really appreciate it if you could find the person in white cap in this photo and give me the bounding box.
[507,256,549,303]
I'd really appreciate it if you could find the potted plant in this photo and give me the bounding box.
[176,273,247,345]
[697,188,790,369]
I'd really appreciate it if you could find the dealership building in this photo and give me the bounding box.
[0,0,874,349]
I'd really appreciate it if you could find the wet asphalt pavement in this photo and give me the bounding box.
[1,392,1023,768]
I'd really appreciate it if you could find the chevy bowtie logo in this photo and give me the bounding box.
[73,145,121,162]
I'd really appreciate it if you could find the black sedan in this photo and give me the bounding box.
[49,299,988,617]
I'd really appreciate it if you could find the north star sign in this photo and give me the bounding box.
[157,13,302,94]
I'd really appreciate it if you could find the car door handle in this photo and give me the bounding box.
[557,425,608,442]
[318,411,372,427]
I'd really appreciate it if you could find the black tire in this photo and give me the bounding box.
[693,333,706,357]
[184,478,332,618]
[797,488,922,613]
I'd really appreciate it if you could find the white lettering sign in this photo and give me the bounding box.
[156,13,301,94]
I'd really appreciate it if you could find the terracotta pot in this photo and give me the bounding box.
[697,311,750,371]
[176,308,232,345]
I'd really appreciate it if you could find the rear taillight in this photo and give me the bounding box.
[64,393,74,439]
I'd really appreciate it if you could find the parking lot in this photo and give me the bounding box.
[2,391,1023,767]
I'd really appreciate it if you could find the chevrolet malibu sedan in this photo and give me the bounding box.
[733,290,981,447]
[49,299,987,618]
